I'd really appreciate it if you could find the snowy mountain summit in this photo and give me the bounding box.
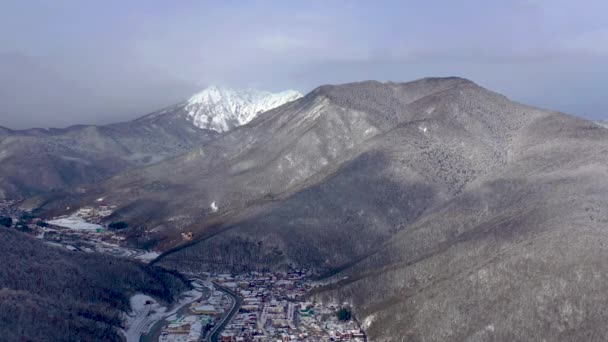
[185,86,303,132]
[594,120,608,129]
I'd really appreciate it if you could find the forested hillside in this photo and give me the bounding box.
[0,228,190,341]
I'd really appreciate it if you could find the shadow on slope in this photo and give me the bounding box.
[155,152,437,273]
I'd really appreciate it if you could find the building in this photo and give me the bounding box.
[219,332,236,342]
[191,304,217,315]
[166,317,191,334]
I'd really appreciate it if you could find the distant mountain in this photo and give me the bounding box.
[184,86,303,132]
[595,119,608,128]
[0,86,301,199]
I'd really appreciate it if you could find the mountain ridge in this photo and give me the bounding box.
[0,85,302,199]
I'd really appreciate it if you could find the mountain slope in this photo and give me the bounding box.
[150,78,550,270]
[34,79,480,245]
[0,228,189,341]
[315,113,608,341]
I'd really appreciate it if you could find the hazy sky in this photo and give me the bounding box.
[1,0,608,129]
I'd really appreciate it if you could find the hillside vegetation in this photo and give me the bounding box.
[25,77,608,341]
[0,228,189,342]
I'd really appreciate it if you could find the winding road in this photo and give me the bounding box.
[208,282,242,342]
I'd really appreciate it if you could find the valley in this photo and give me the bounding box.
[3,199,367,342]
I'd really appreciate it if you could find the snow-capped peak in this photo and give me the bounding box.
[185,86,303,132]
[594,120,608,129]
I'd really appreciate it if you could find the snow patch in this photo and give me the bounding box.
[59,155,92,165]
[364,127,379,136]
[210,201,219,213]
[285,154,295,167]
[362,314,376,330]
[48,216,102,231]
[134,251,160,262]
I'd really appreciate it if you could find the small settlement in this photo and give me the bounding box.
[158,270,366,342]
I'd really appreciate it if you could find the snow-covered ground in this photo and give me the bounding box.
[185,86,302,132]
[47,206,114,230]
[594,120,608,129]
[122,284,203,342]
[47,216,102,230]
[134,251,161,262]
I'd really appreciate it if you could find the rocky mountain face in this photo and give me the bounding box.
[0,86,301,200]
[22,77,608,341]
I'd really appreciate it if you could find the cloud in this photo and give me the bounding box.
[1,0,608,128]
[256,34,308,53]
[562,29,608,57]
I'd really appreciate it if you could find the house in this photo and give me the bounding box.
[241,304,259,312]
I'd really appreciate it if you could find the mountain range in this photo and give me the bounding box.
[5,78,608,341]
[0,86,300,199]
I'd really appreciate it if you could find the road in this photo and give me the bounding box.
[208,281,242,342]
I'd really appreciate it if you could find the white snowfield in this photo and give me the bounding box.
[47,216,102,230]
[185,86,303,133]
[47,207,112,231]
[134,251,161,262]
[122,285,203,342]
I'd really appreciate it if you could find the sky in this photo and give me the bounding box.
[1,0,608,129]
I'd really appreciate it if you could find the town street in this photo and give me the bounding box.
[209,281,243,342]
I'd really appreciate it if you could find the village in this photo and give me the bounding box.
[157,270,366,342]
